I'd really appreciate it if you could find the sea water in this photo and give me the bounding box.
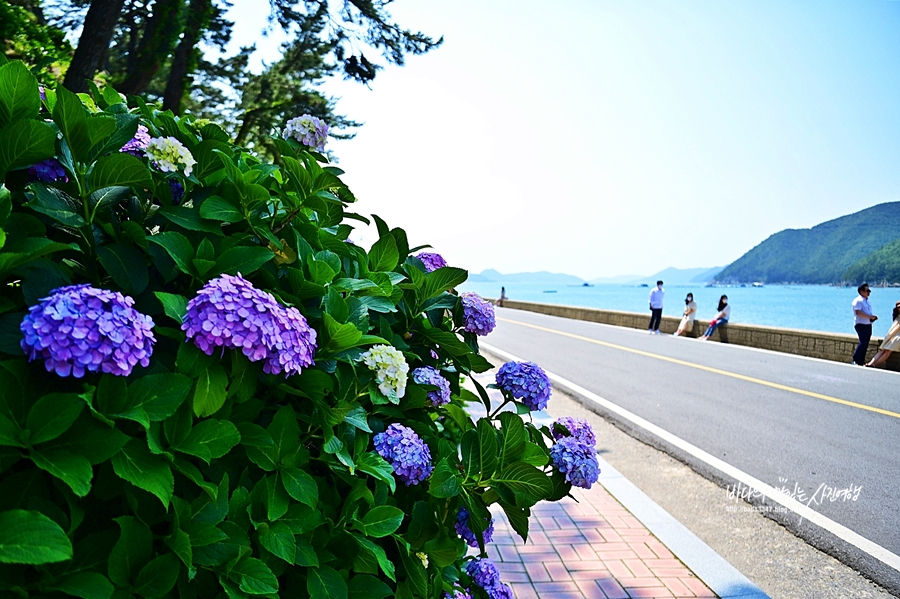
[457,282,900,337]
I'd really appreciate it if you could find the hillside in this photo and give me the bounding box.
[628,266,723,286]
[714,202,900,284]
[843,237,900,284]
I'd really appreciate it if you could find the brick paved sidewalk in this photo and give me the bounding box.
[484,486,717,599]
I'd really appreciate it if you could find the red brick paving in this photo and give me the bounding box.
[487,485,718,598]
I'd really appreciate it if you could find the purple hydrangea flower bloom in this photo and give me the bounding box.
[373,423,433,486]
[552,416,596,446]
[454,507,494,547]
[460,292,495,336]
[495,361,551,411]
[412,366,451,406]
[39,85,46,102]
[121,124,151,157]
[182,274,316,377]
[443,590,473,599]
[28,158,67,183]
[416,252,447,272]
[550,436,600,489]
[20,285,156,378]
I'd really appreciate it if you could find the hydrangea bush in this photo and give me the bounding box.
[0,58,597,599]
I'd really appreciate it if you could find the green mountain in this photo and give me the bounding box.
[714,202,900,284]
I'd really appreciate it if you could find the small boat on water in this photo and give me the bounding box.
[752,282,764,287]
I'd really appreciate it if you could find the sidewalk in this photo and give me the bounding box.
[486,486,715,599]
[469,362,768,599]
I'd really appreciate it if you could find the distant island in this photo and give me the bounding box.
[714,202,900,285]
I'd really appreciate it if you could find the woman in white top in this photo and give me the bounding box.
[673,293,697,336]
[699,295,730,340]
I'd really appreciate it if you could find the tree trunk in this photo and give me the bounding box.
[63,0,127,92]
[118,0,185,95]
[162,0,210,114]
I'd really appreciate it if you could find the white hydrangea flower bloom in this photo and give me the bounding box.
[360,344,409,399]
[145,136,196,177]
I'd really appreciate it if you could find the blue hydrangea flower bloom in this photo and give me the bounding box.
[20,285,156,378]
[182,274,316,377]
[373,423,433,486]
[552,416,596,446]
[460,292,495,336]
[550,436,600,489]
[412,366,451,406]
[28,158,67,183]
[455,507,494,547]
[488,584,513,599]
[443,590,473,599]
[168,179,185,204]
[283,114,329,151]
[416,251,447,272]
[464,558,501,589]
[120,124,151,156]
[495,361,551,411]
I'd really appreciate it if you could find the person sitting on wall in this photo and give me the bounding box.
[699,295,730,341]
[866,301,900,368]
[673,292,697,337]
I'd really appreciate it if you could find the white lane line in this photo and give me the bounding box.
[480,341,900,573]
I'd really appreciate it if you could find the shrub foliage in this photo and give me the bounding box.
[0,57,577,599]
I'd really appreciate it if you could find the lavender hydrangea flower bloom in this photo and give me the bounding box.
[373,423,433,486]
[360,345,409,398]
[552,416,596,446]
[412,366,451,406]
[28,158,67,183]
[120,124,151,156]
[495,361,551,411]
[182,274,316,377]
[443,590,473,599]
[20,285,156,378]
[416,252,447,272]
[550,436,600,489]
[460,292,495,336]
[38,85,46,102]
[283,114,329,151]
[454,507,494,547]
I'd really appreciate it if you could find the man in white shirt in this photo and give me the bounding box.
[648,280,665,334]
[851,283,878,365]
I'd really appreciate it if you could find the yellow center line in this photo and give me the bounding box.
[498,317,900,420]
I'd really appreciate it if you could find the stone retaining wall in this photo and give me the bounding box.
[495,299,900,371]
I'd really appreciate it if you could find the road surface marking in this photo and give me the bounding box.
[480,341,900,573]
[498,316,900,420]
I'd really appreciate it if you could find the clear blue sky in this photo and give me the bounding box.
[229,0,900,280]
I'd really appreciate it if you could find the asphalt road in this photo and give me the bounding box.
[483,307,900,589]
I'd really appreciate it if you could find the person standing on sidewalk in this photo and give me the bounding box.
[648,280,664,334]
[852,283,878,365]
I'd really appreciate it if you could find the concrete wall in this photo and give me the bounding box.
[495,299,900,372]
